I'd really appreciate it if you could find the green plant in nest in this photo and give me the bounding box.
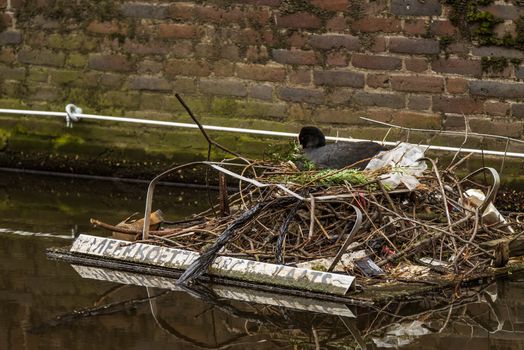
[265,140,316,170]
[270,168,371,186]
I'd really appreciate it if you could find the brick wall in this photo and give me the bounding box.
[1,0,524,172]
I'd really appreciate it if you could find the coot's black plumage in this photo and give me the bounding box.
[298,126,386,170]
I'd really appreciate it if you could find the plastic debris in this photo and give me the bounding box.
[462,189,514,233]
[366,143,427,190]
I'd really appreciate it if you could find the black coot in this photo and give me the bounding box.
[298,126,386,170]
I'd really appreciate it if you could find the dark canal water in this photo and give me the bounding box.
[1,170,523,349]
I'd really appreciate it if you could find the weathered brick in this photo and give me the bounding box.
[391,0,441,16]
[169,77,195,94]
[431,58,482,77]
[221,45,240,61]
[470,80,524,99]
[480,4,524,21]
[246,45,269,63]
[369,36,386,52]
[237,64,286,82]
[432,96,483,114]
[272,49,316,65]
[49,69,81,85]
[326,52,348,67]
[88,54,132,72]
[326,16,346,32]
[407,95,431,111]
[87,20,127,35]
[245,8,272,26]
[352,18,401,33]
[472,46,524,59]
[47,33,92,51]
[327,88,352,105]
[314,109,362,124]
[25,31,45,49]
[314,70,365,87]
[67,53,88,68]
[158,24,197,39]
[99,73,124,88]
[309,34,360,50]
[443,115,468,129]
[289,69,311,85]
[430,20,457,36]
[276,12,321,29]
[446,77,468,94]
[482,64,513,79]
[249,84,273,101]
[511,104,524,118]
[0,48,16,64]
[128,76,171,91]
[210,7,271,26]
[352,54,401,70]
[18,49,65,67]
[288,104,313,121]
[405,58,428,73]
[2,80,23,97]
[354,91,405,109]
[228,28,274,46]
[194,6,242,24]
[213,60,235,77]
[200,78,247,97]
[100,91,140,108]
[168,2,195,20]
[27,67,48,83]
[279,87,324,104]
[311,0,347,11]
[241,101,287,118]
[484,101,509,116]
[404,19,426,35]
[123,40,170,55]
[0,66,25,80]
[81,72,99,87]
[140,92,165,110]
[165,59,211,78]
[0,30,22,45]
[391,75,444,93]
[469,118,523,138]
[392,111,442,129]
[138,60,163,74]
[120,3,168,19]
[367,73,390,88]
[2,12,12,27]
[27,85,64,101]
[235,0,280,5]
[389,37,439,54]
[448,42,470,55]
[287,32,309,48]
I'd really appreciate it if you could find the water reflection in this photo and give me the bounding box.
[28,265,524,350]
[1,171,523,349]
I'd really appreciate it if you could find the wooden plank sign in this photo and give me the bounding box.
[70,234,356,295]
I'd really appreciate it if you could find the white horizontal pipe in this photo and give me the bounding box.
[1,107,524,158]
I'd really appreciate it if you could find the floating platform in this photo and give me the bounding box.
[48,234,524,307]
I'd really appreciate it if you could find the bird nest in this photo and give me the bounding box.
[91,156,524,288]
[89,95,524,290]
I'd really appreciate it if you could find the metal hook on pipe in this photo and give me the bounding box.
[65,104,82,128]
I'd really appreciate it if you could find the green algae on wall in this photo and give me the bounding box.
[16,0,121,24]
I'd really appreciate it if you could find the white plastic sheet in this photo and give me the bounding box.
[366,143,427,191]
[461,189,514,233]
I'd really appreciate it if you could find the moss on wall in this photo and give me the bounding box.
[444,0,524,49]
[16,0,121,25]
